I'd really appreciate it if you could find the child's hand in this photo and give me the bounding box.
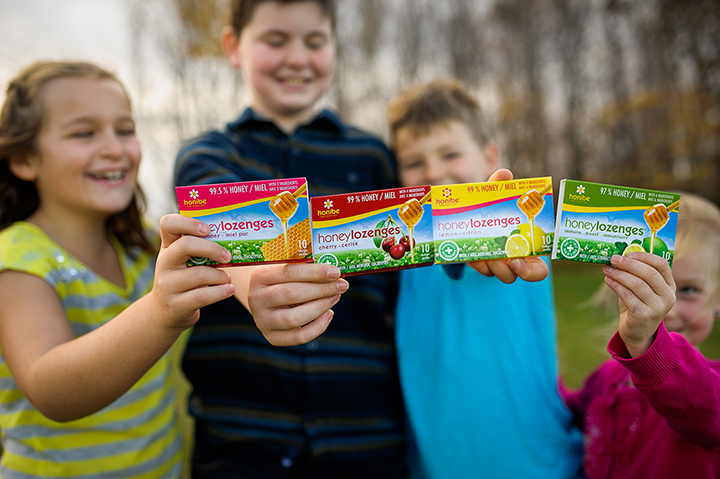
[604,252,676,357]
[467,256,549,283]
[149,214,236,330]
[247,263,349,346]
[465,167,549,283]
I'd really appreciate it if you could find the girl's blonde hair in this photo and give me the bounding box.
[0,61,154,254]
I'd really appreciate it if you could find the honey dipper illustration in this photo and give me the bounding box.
[517,182,552,254]
[644,199,680,254]
[397,191,432,262]
[269,183,307,252]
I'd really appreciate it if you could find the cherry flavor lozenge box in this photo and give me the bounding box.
[176,178,313,266]
[311,186,434,277]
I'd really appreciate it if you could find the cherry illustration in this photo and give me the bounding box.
[381,236,395,252]
[399,235,415,252]
[389,243,406,260]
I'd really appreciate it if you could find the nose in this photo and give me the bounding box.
[99,130,123,159]
[425,158,446,185]
[285,39,310,67]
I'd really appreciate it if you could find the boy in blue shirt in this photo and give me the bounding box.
[387,78,583,478]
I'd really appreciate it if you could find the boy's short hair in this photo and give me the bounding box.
[387,78,490,149]
[229,0,336,36]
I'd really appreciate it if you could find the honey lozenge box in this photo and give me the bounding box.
[311,186,434,276]
[432,177,555,263]
[552,179,680,265]
[176,178,312,266]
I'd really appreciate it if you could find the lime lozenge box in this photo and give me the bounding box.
[432,177,554,263]
[311,186,434,277]
[552,179,680,265]
[175,178,313,266]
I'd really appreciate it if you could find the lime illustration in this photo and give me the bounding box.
[641,236,669,256]
[622,243,645,256]
[317,254,339,266]
[438,240,460,261]
[559,238,580,259]
[505,234,530,258]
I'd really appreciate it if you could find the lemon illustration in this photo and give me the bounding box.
[505,234,530,258]
[622,243,645,256]
[517,223,546,254]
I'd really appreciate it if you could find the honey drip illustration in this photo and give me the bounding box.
[397,191,431,262]
[269,183,307,254]
[644,199,680,254]
[517,183,551,254]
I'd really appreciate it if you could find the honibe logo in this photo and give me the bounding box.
[184,189,207,206]
[318,199,339,217]
[569,184,590,202]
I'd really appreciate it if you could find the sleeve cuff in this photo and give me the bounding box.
[608,322,680,386]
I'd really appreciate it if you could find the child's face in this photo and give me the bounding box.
[227,1,335,130]
[664,244,720,347]
[20,76,140,221]
[394,121,498,187]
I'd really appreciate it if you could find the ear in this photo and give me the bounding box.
[221,25,242,69]
[8,154,39,182]
[483,141,500,176]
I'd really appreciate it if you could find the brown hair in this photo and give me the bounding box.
[387,78,490,149]
[228,0,336,36]
[0,60,154,254]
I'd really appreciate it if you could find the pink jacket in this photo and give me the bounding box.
[562,322,720,478]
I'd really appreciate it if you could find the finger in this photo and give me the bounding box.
[170,283,236,315]
[255,278,349,311]
[159,214,210,248]
[161,267,234,294]
[487,168,514,182]
[253,262,341,287]
[263,309,335,347]
[608,253,673,300]
[467,259,518,283]
[508,257,549,282]
[163,234,231,267]
[466,261,493,277]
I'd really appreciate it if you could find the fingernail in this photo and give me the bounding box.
[336,279,349,293]
[509,259,521,272]
[198,223,209,235]
[603,265,613,275]
[222,250,231,263]
[327,266,341,279]
[611,254,623,264]
[331,294,341,304]
[227,284,236,294]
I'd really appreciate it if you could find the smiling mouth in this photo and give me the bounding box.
[282,78,309,86]
[89,170,125,182]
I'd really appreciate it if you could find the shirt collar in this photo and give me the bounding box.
[229,107,345,135]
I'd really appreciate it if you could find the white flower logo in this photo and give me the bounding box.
[443,188,452,198]
[576,185,585,195]
[189,189,199,199]
[324,200,333,209]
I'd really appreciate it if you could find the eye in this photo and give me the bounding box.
[70,130,94,139]
[117,124,136,136]
[306,34,329,50]
[678,285,700,295]
[399,159,423,171]
[443,151,461,161]
[264,34,286,48]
